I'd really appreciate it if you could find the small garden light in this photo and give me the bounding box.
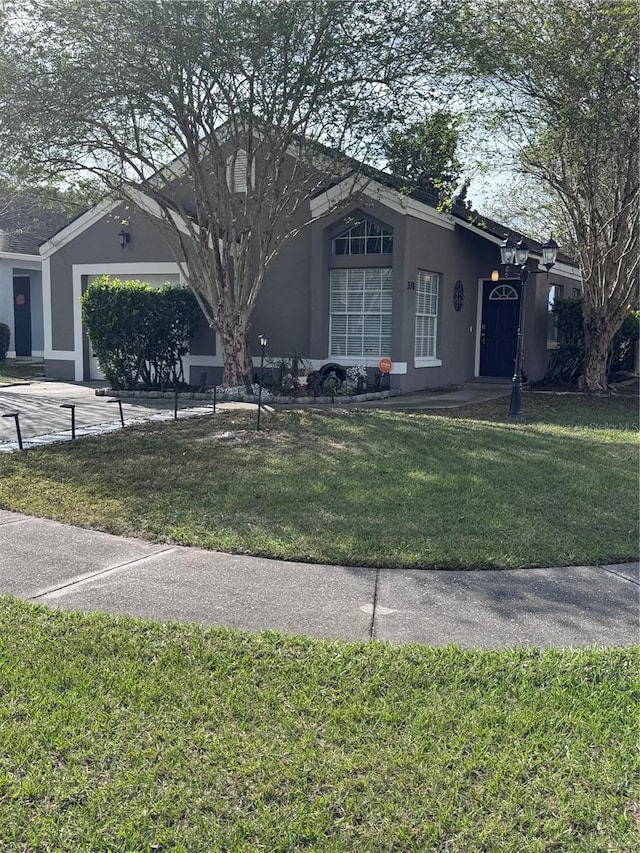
[2,411,23,450]
[257,333,268,431]
[60,403,76,439]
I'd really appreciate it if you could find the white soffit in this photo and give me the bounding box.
[309,175,456,231]
[38,190,196,259]
[543,261,582,282]
[0,252,40,263]
[39,199,121,259]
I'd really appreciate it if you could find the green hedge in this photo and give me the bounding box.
[81,277,201,390]
[0,322,9,362]
[546,298,639,382]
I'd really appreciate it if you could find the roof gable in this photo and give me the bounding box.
[37,133,578,274]
[0,195,79,256]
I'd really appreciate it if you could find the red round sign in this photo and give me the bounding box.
[378,357,393,373]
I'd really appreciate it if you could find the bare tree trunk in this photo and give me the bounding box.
[579,312,617,392]
[219,313,253,387]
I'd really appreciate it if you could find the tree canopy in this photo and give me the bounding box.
[383,111,462,203]
[446,0,639,390]
[0,0,439,383]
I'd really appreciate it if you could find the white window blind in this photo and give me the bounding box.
[415,270,439,359]
[330,268,392,357]
[227,149,248,193]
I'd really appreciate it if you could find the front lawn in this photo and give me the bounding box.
[0,393,637,568]
[0,599,637,852]
[0,360,43,384]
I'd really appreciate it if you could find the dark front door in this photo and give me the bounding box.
[13,277,32,357]
[479,280,520,377]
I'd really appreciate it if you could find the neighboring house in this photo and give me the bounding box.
[39,155,582,391]
[0,196,76,361]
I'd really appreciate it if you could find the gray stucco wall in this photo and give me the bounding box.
[0,259,14,344]
[43,186,581,390]
[45,202,188,379]
[0,259,44,358]
[251,203,312,359]
[48,203,178,355]
[400,218,497,391]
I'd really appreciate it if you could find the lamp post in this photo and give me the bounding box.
[256,333,268,431]
[499,234,559,421]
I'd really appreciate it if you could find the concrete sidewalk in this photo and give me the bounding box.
[1,510,637,647]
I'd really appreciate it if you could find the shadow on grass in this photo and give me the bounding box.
[369,565,639,647]
[0,399,637,569]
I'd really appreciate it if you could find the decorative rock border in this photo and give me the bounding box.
[95,387,404,405]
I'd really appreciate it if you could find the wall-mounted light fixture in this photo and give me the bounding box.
[118,228,130,250]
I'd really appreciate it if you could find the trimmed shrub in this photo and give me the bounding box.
[81,277,201,390]
[611,311,640,374]
[546,297,639,382]
[0,322,9,362]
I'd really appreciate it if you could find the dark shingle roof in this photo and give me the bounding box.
[316,156,576,266]
[0,195,79,255]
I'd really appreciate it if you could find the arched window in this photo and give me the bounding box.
[489,284,519,300]
[332,219,393,255]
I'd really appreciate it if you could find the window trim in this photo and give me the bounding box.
[547,282,565,346]
[414,269,440,364]
[414,356,443,368]
[329,267,393,359]
[332,218,393,256]
[226,149,255,193]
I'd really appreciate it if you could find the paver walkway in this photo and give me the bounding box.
[0,380,249,450]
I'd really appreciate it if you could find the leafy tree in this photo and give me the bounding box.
[446,0,639,391]
[546,298,639,383]
[0,0,438,385]
[0,184,85,250]
[384,111,462,202]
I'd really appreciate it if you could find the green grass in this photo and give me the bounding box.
[0,393,637,568]
[0,360,43,384]
[0,598,637,852]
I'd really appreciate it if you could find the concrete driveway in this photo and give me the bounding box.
[0,379,513,448]
[0,380,243,449]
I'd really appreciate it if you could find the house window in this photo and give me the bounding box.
[572,287,581,298]
[226,149,249,193]
[548,283,565,343]
[489,284,518,300]
[330,268,392,357]
[332,219,393,255]
[415,270,439,359]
